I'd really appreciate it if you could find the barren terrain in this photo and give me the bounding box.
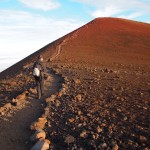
[46,62,150,149]
[0,18,150,149]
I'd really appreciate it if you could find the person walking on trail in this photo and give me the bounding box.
[32,55,47,99]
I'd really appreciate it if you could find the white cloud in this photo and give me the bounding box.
[0,10,84,72]
[91,6,125,18]
[72,0,150,10]
[18,0,60,10]
[118,12,143,20]
[0,10,83,41]
[72,0,150,20]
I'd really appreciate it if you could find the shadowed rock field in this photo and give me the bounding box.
[45,62,150,150]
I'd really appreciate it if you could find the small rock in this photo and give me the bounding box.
[87,113,92,117]
[92,133,99,140]
[16,91,27,100]
[117,108,121,112]
[74,79,81,85]
[78,124,82,127]
[30,117,47,130]
[55,100,61,107]
[68,118,75,123]
[0,111,5,115]
[123,116,128,121]
[28,88,36,95]
[143,107,147,110]
[97,126,103,133]
[65,135,75,144]
[75,94,82,102]
[58,91,62,97]
[101,143,107,149]
[140,92,144,96]
[30,129,46,141]
[78,111,82,115]
[112,144,119,150]
[0,107,5,114]
[4,103,12,110]
[140,135,147,142]
[80,130,88,138]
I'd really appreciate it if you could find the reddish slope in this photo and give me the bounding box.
[0,17,150,79]
[56,18,150,65]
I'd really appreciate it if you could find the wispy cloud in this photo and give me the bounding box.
[72,0,150,21]
[0,9,83,40]
[0,9,84,71]
[118,12,143,20]
[18,0,60,11]
[91,6,125,18]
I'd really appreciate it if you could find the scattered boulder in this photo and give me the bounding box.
[68,118,75,123]
[78,110,82,115]
[12,91,28,106]
[80,130,88,138]
[58,91,62,97]
[29,88,37,95]
[112,144,119,150]
[97,126,103,133]
[65,135,75,144]
[4,103,12,110]
[140,135,147,143]
[45,95,56,104]
[30,129,46,141]
[12,98,22,106]
[55,100,61,107]
[0,107,5,114]
[101,143,107,149]
[75,94,82,102]
[16,91,28,100]
[73,79,81,85]
[30,117,47,130]
[0,101,12,115]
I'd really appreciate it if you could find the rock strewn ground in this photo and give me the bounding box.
[45,63,150,150]
[0,68,35,107]
[0,68,63,150]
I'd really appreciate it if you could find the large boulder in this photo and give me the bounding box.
[30,129,46,141]
[30,117,47,130]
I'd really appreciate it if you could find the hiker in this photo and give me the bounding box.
[32,55,47,99]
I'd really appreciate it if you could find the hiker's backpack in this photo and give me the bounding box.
[33,63,41,77]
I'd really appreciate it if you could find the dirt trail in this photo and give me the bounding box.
[0,68,62,150]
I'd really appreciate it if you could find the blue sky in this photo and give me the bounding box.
[0,0,149,72]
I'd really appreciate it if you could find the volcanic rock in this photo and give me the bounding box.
[65,135,75,144]
[30,117,47,130]
[30,129,46,141]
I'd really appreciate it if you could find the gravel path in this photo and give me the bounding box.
[0,68,62,150]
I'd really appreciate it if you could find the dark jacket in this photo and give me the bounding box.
[33,60,46,78]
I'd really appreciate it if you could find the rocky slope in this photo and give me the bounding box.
[0,17,150,149]
[42,62,149,149]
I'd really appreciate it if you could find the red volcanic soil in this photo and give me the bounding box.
[57,18,150,65]
[0,18,150,149]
